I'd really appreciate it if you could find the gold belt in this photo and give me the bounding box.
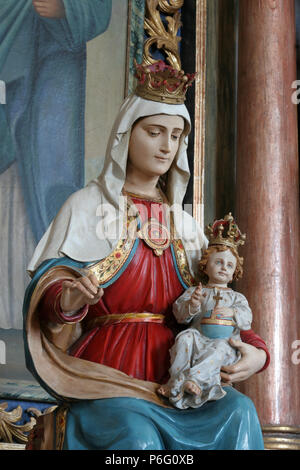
[87,312,165,329]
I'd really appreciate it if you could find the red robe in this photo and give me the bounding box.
[39,196,270,384]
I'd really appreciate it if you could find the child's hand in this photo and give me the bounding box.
[189,283,206,314]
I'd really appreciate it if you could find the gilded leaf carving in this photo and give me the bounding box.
[0,402,57,444]
[144,0,184,69]
[0,402,36,444]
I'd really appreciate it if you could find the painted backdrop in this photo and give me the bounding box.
[0,0,144,383]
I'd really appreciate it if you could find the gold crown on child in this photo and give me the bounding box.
[134,60,196,105]
[205,213,246,251]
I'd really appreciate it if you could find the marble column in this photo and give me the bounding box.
[236,0,300,449]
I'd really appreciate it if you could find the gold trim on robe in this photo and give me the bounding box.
[171,237,195,288]
[86,195,195,288]
[87,206,138,286]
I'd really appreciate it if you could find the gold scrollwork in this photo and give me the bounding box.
[27,405,58,419]
[144,0,184,69]
[0,402,57,446]
[0,402,36,444]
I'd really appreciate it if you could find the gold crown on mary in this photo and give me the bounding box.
[205,213,246,252]
[134,60,196,105]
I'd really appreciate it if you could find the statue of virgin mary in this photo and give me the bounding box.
[23,62,269,450]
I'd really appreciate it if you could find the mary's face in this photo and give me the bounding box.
[127,114,185,178]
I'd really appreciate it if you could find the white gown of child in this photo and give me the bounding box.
[167,286,252,409]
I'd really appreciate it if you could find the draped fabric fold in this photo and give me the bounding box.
[23,258,172,405]
[59,391,264,450]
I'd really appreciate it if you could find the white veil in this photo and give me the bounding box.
[28,94,207,278]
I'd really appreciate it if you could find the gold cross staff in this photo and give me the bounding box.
[211,291,223,319]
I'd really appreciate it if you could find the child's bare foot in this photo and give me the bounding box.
[157,384,170,397]
[184,381,202,396]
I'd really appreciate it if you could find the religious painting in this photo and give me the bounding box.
[0,0,145,389]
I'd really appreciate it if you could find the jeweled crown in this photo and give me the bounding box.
[134,60,196,104]
[205,213,246,252]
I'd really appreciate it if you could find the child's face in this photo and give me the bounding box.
[204,249,237,286]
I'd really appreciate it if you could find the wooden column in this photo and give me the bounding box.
[236,0,300,449]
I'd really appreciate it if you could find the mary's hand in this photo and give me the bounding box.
[60,273,104,313]
[220,339,267,384]
[32,0,66,19]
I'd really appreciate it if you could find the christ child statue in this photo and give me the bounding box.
[158,213,252,409]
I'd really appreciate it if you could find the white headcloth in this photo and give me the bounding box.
[28,94,207,277]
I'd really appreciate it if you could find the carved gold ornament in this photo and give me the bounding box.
[143,0,184,69]
[0,402,57,447]
[137,217,171,256]
[0,402,36,444]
